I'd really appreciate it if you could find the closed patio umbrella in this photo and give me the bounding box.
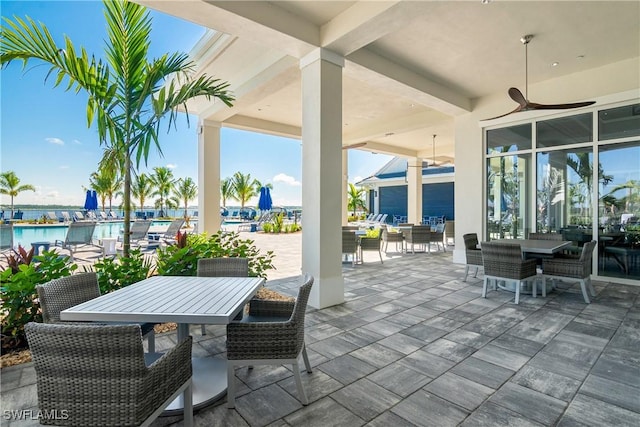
[83,190,93,211]
[258,187,272,211]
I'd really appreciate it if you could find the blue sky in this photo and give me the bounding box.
[0,0,392,207]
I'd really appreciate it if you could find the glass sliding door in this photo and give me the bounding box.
[487,154,530,239]
[598,141,640,280]
[536,148,594,234]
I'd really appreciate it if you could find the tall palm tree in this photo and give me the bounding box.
[0,171,35,218]
[131,172,154,215]
[221,177,235,207]
[1,0,233,255]
[232,172,259,208]
[151,166,175,217]
[347,183,366,216]
[174,177,197,220]
[89,169,122,213]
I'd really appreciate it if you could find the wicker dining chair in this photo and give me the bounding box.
[226,274,314,409]
[342,230,359,266]
[463,233,483,281]
[36,272,157,353]
[381,225,404,253]
[480,241,538,304]
[542,240,597,303]
[197,257,250,335]
[26,322,193,427]
[360,234,383,264]
[405,225,432,253]
[430,223,447,252]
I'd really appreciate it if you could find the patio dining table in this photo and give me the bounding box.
[60,275,264,415]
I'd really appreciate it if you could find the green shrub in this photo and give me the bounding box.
[262,223,273,233]
[156,231,275,278]
[1,250,77,350]
[272,213,284,233]
[366,228,380,238]
[90,249,154,294]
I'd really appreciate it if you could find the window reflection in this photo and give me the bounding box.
[598,141,640,280]
[487,154,530,239]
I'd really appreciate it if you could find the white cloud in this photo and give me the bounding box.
[73,139,82,145]
[46,191,60,198]
[59,165,69,169]
[273,173,301,186]
[166,163,177,169]
[45,137,64,145]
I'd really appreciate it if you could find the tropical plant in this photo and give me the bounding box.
[0,251,77,350]
[253,179,273,194]
[221,177,235,207]
[0,171,35,218]
[156,231,275,278]
[131,172,154,214]
[90,249,153,295]
[232,171,259,208]
[347,183,367,216]
[151,166,176,217]
[1,0,233,256]
[89,169,122,212]
[174,177,197,221]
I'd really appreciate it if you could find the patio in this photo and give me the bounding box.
[2,250,639,426]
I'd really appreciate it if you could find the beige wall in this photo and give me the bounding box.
[453,57,640,264]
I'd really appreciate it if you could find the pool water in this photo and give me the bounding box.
[12,221,171,250]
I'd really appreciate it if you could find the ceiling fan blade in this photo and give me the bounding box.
[481,105,525,121]
[342,142,367,150]
[508,87,528,107]
[527,100,596,110]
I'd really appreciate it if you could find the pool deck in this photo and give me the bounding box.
[2,233,639,427]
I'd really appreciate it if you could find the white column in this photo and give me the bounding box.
[342,150,349,225]
[407,158,423,224]
[198,119,222,235]
[300,48,345,309]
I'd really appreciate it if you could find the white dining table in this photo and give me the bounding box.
[60,275,265,414]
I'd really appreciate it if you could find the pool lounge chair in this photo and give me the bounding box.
[1,223,14,255]
[99,211,109,221]
[108,211,118,220]
[46,212,58,222]
[73,211,85,221]
[127,220,153,249]
[53,221,101,261]
[159,218,185,245]
[60,211,72,223]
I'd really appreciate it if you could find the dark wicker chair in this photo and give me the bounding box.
[359,234,383,264]
[36,272,156,353]
[463,233,483,281]
[26,322,193,427]
[226,274,314,409]
[528,232,563,241]
[480,242,538,304]
[381,225,404,253]
[342,230,359,266]
[542,240,597,303]
[197,257,250,335]
[405,225,432,253]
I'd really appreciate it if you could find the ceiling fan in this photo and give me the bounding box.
[482,34,595,121]
[427,134,453,166]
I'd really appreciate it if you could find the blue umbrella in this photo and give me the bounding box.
[83,190,93,211]
[91,190,99,211]
[258,187,272,211]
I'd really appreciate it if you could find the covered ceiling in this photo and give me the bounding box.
[139,0,640,162]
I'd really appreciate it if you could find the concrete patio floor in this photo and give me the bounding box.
[2,249,639,426]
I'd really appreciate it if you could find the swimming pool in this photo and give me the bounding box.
[12,221,171,250]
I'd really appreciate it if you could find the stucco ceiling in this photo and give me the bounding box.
[139,0,640,161]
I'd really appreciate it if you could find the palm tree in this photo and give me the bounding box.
[0,171,35,218]
[221,177,235,207]
[131,172,154,215]
[89,169,122,213]
[253,179,273,194]
[174,177,197,221]
[232,172,259,208]
[1,0,233,255]
[151,166,175,217]
[347,183,367,216]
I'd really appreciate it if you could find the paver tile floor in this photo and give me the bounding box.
[2,249,639,426]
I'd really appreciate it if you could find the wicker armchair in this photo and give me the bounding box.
[463,233,483,281]
[197,257,250,335]
[360,235,383,264]
[36,272,156,353]
[480,242,538,304]
[342,230,359,266]
[226,274,314,409]
[542,240,597,303]
[528,232,563,241]
[405,225,432,253]
[26,322,193,427]
[381,225,404,253]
